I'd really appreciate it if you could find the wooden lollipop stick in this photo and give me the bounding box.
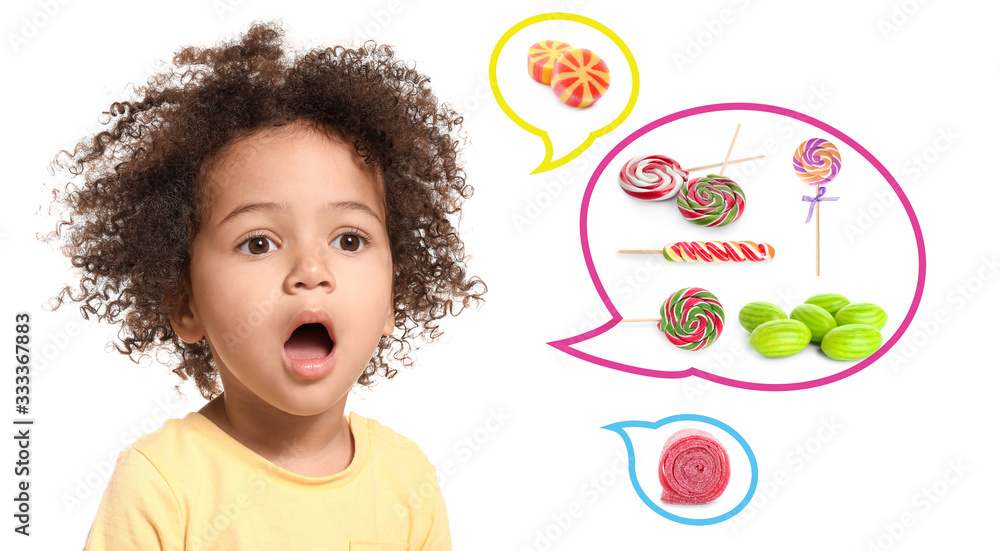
[718,124,741,176]
[621,318,660,323]
[815,185,821,276]
[618,249,661,254]
[685,154,765,173]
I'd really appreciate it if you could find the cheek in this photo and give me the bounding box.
[356,264,393,306]
[380,258,395,309]
[350,257,394,320]
[192,255,264,322]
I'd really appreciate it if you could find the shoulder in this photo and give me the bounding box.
[86,441,185,549]
[351,412,437,476]
[357,414,424,451]
[95,413,209,501]
[127,411,212,464]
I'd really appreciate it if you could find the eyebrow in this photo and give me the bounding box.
[217,200,383,228]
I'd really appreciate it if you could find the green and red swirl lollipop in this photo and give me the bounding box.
[676,175,745,227]
[622,287,725,351]
[658,287,725,351]
[676,124,746,227]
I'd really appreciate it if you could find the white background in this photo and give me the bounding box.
[1,0,997,549]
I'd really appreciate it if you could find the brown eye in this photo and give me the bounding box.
[239,235,275,255]
[333,233,366,252]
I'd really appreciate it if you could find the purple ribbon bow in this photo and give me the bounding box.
[802,186,839,223]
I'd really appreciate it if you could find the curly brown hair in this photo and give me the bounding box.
[39,20,486,399]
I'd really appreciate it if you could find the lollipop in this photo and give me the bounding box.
[658,287,724,350]
[550,48,610,108]
[673,124,749,227]
[618,155,690,201]
[621,287,725,350]
[658,428,731,504]
[619,241,776,262]
[792,138,842,276]
[676,175,746,227]
[618,153,764,202]
[527,40,573,85]
[793,138,841,185]
[620,125,749,227]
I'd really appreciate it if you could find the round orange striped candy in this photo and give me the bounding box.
[550,48,610,108]
[527,40,573,85]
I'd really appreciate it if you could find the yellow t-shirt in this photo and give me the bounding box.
[83,411,451,550]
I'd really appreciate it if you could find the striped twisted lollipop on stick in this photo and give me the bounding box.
[662,241,775,262]
[658,287,725,350]
[793,138,841,185]
[618,155,690,201]
[676,175,746,227]
[619,241,776,262]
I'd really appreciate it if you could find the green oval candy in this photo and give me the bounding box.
[749,319,811,357]
[821,324,882,360]
[804,293,850,316]
[790,303,837,343]
[739,302,787,333]
[834,303,888,330]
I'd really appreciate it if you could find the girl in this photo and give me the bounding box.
[42,20,484,550]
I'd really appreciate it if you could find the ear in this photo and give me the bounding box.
[168,288,206,344]
[382,304,395,337]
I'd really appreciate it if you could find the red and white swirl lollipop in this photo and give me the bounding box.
[618,155,689,201]
[617,153,763,202]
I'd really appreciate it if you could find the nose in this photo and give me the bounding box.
[284,244,335,293]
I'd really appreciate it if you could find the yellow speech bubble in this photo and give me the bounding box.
[489,13,639,174]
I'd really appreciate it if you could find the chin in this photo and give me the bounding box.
[267,385,351,418]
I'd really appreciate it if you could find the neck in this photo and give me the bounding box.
[201,390,354,477]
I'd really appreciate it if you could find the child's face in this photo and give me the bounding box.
[170,124,394,417]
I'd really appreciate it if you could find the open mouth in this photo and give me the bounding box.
[283,322,335,360]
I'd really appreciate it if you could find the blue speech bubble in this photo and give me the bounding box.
[602,413,758,525]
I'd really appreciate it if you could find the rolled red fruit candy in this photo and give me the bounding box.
[658,428,730,504]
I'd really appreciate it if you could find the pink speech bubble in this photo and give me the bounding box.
[547,102,926,391]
